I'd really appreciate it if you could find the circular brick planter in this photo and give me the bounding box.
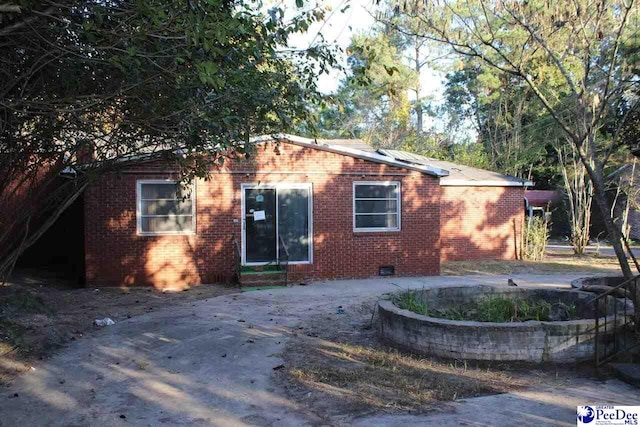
[378,285,626,363]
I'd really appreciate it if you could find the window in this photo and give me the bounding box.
[353,182,401,231]
[137,180,195,235]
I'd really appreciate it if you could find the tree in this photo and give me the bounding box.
[314,32,417,148]
[442,61,552,177]
[557,144,594,255]
[444,59,600,252]
[391,0,639,280]
[379,13,446,136]
[0,0,334,280]
[610,158,639,240]
[309,29,496,168]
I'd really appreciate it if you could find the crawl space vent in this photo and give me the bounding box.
[379,266,395,276]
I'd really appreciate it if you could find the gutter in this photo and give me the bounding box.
[440,179,534,187]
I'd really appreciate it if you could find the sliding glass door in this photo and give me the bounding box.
[242,184,312,265]
[244,188,277,263]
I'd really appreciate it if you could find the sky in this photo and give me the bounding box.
[287,0,377,93]
[284,0,447,101]
[266,0,475,137]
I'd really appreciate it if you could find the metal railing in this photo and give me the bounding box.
[591,274,640,367]
[278,235,290,287]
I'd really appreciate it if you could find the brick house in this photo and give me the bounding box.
[82,135,530,289]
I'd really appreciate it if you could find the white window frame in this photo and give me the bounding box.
[136,179,196,236]
[353,181,401,232]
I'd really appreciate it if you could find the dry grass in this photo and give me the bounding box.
[288,339,528,412]
[277,303,556,417]
[279,302,598,418]
[442,250,623,276]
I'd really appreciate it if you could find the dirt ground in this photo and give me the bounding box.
[0,270,236,384]
[276,297,604,420]
[0,249,622,392]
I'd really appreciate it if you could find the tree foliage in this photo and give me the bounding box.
[0,0,334,278]
[310,28,491,169]
[313,32,417,147]
[390,0,639,278]
[443,60,556,178]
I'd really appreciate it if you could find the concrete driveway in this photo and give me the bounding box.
[547,243,639,257]
[1,274,639,426]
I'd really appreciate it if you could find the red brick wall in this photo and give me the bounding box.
[1,157,62,236]
[84,142,441,288]
[440,186,525,262]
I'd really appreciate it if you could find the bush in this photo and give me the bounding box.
[522,216,550,261]
[394,292,576,323]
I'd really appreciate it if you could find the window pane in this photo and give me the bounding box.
[141,183,192,199]
[355,184,397,199]
[141,183,179,199]
[277,188,310,262]
[142,200,193,216]
[355,214,398,229]
[141,216,193,233]
[355,200,398,214]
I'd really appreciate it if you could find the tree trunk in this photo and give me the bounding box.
[416,103,423,135]
[414,41,423,136]
[557,144,592,255]
[590,172,633,278]
[589,173,640,328]
[575,126,633,280]
[621,159,636,240]
[575,104,638,328]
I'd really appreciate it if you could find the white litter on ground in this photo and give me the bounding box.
[94,318,115,327]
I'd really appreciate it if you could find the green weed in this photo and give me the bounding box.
[395,292,572,323]
[394,288,429,316]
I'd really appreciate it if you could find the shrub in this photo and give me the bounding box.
[394,292,571,323]
[522,216,550,261]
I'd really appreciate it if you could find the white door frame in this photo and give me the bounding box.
[240,182,313,266]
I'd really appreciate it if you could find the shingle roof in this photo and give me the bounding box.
[85,133,531,186]
[376,149,532,187]
[250,134,449,177]
[315,138,377,153]
[282,136,531,186]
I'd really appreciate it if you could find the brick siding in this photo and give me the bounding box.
[84,142,442,288]
[440,186,525,262]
